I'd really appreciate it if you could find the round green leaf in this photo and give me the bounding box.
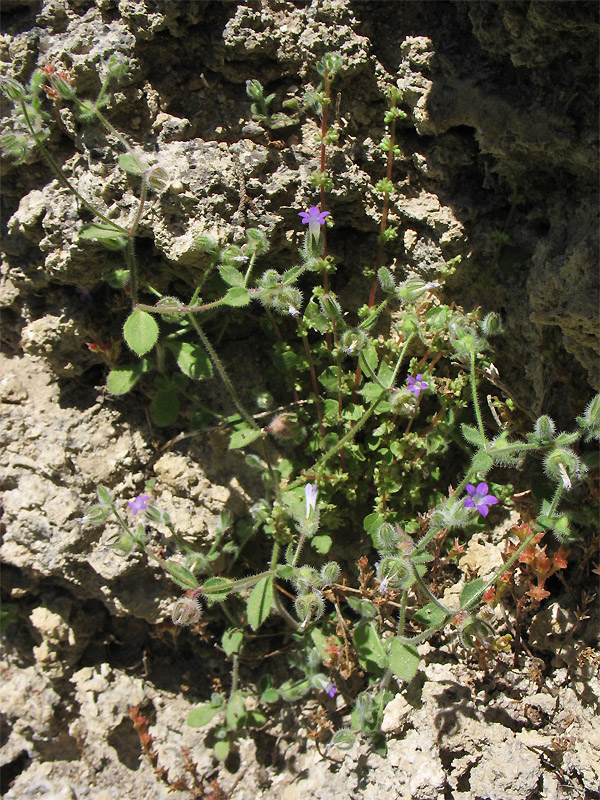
[388,638,420,681]
[123,308,159,356]
[202,577,233,604]
[187,704,219,728]
[222,628,244,655]
[165,341,212,380]
[229,426,262,449]
[310,534,332,554]
[213,739,230,761]
[225,691,247,730]
[471,451,493,473]
[106,363,144,395]
[151,389,179,426]
[222,287,251,307]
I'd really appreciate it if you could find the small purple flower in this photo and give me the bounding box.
[326,682,337,698]
[407,373,428,398]
[305,483,318,518]
[299,206,330,242]
[128,494,150,515]
[464,483,498,518]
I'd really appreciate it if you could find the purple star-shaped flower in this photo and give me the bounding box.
[325,682,337,698]
[407,373,428,398]
[463,483,498,518]
[298,206,330,242]
[305,483,318,519]
[128,494,150,515]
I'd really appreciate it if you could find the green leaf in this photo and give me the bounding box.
[106,363,144,395]
[0,604,18,636]
[151,389,179,426]
[218,265,245,287]
[413,601,448,628]
[258,675,279,703]
[353,623,388,670]
[372,733,388,757]
[388,639,420,681]
[461,424,485,447]
[85,504,111,522]
[79,223,127,250]
[303,300,330,333]
[260,687,279,704]
[331,729,357,750]
[202,577,233,604]
[123,309,159,356]
[104,266,130,288]
[318,366,340,393]
[247,576,273,631]
[222,628,244,655]
[311,628,340,661]
[229,426,262,449]
[213,739,230,761]
[97,485,113,505]
[225,691,247,730]
[376,359,395,388]
[246,710,267,727]
[358,381,385,403]
[222,286,251,307]
[278,678,311,701]
[119,154,146,175]
[360,342,379,375]
[166,560,199,590]
[187,704,220,728]
[276,564,294,580]
[460,577,484,610]
[364,512,385,540]
[471,450,493,473]
[347,597,377,619]
[310,534,332,554]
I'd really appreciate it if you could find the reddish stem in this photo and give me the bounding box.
[354,104,398,398]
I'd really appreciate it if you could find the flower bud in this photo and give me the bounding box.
[480,312,502,338]
[255,391,274,410]
[377,267,396,294]
[319,293,343,324]
[318,52,343,77]
[145,166,169,191]
[577,394,600,441]
[533,415,556,444]
[320,561,340,585]
[0,77,25,101]
[341,329,368,356]
[376,555,413,590]
[51,74,77,100]
[396,278,441,302]
[295,590,325,628]
[186,553,210,573]
[430,497,472,530]
[172,593,203,626]
[330,728,356,750]
[458,615,495,649]
[374,523,399,553]
[293,566,320,593]
[544,447,582,488]
[84,504,111,523]
[111,532,135,556]
[266,413,299,439]
[245,228,269,255]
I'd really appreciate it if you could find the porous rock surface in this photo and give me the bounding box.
[1,2,598,799]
